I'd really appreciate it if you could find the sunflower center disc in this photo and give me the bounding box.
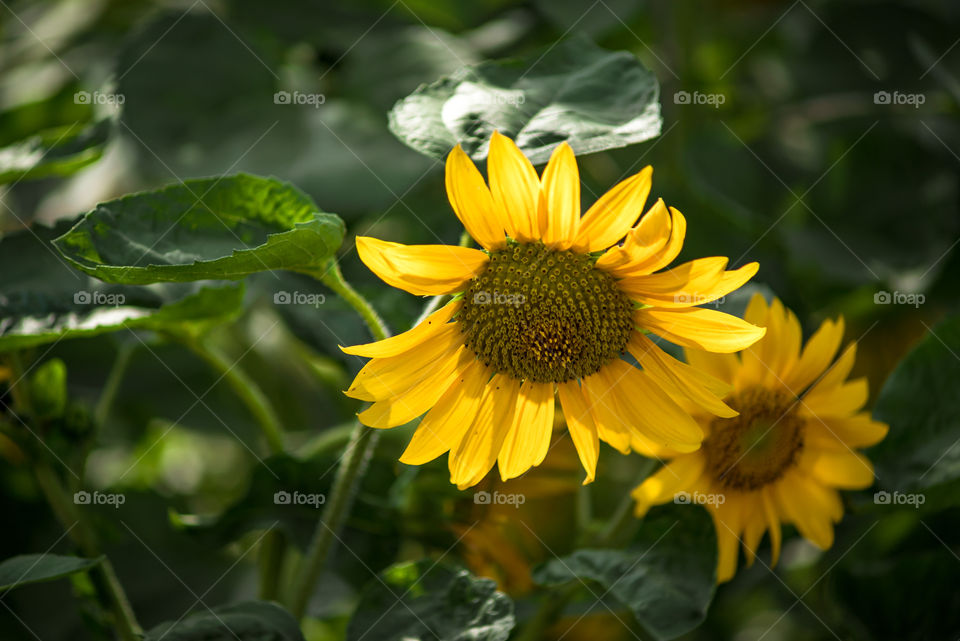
[458,242,634,383]
[703,387,805,491]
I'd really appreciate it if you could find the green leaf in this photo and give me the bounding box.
[0,554,102,591]
[0,220,245,352]
[533,504,717,641]
[872,314,960,495]
[0,119,111,184]
[52,174,345,284]
[346,561,515,641]
[144,601,304,641]
[388,36,662,165]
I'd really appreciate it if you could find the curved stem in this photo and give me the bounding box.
[180,336,285,454]
[318,261,389,342]
[288,260,391,618]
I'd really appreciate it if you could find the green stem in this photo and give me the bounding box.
[181,336,285,454]
[34,462,142,641]
[287,261,390,618]
[318,261,389,342]
[94,342,135,428]
[258,528,286,601]
[287,422,379,617]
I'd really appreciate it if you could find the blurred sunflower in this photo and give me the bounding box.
[631,294,889,582]
[343,132,764,489]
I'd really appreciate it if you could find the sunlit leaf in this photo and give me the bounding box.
[0,220,244,352]
[52,174,344,284]
[389,36,662,164]
[0,119,110,184]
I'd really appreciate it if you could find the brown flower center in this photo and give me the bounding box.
[458,242,634,383]
[703,386,805,491]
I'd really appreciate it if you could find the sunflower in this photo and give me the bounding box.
[631,294,889,582]
[342,132,765,489]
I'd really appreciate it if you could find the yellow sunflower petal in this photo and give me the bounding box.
[805,414,889,448]
[684,348,739,386]
[802,378,869,418]
[631,454,705,517]
[635,307,767,354]
[498,381,555,481]
[773,472,839,549]
[781,317,845,393]
[445,145,506,250]
[356,236,488,296]
[400,360,490,465]
[449,373,520,489]
[488,131,540,242]
[803,448,875,489]
[809,343,858,392]
[743,291,769,326]
[711,497,744,583]
[341,301,459,358]
[617,257,727,307]
[741,494,766,567]
[580,372,633,454]
[736,294,774,387]
[345,325,462,401]
[628,334,736,418]
[601,360,704,451]
[594,198,671,275]
[357,346,470,428]
[761,488,782,565]
[539,142,580,248]
[744,297,798,386]
[572,166,652,252]
[634,206,688,274]
[558,381,600,484]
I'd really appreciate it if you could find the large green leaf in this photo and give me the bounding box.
[144,601,304,641]
[388,36,662,165]
[0,554,102,591]
[0,118,111,184]
[533,505,716,641]
[0,220,244,352]
[872,314,960,496]
[345,561,515,641]
[52,174,344,284]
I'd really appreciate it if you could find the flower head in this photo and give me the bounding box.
[631,294,889,582]
[343,132,764,488]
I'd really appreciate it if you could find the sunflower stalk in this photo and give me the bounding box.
[287,260,390,618]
